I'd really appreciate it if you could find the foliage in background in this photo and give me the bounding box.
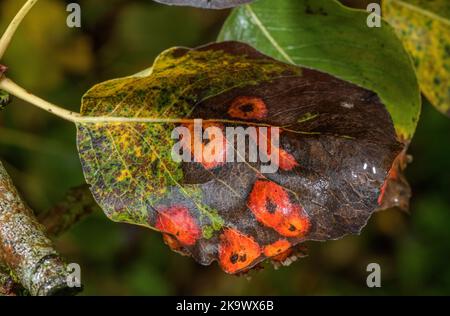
[383,0,450,117]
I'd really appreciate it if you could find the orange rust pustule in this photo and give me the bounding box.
[377,179,389,206]
[248,180,310,237]
[271,249,294,262]
[228,96,268,120]
[257,128,299,171]
[162,233,184,252]
[155,206,201,246]
[263,239,292,261]
[181,122,227,170]
[277,149,299,171]
[218,228,261,274]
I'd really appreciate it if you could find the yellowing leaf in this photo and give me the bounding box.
[384,0,450,116]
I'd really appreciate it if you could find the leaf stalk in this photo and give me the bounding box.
[0,76,80,122]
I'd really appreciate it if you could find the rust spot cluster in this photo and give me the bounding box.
[154,96,310,273]
[154,179,310,274]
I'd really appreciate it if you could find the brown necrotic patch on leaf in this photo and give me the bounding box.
[77,41,403,274]
[153,0,254,9]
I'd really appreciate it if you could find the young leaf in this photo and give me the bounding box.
[153,0,254,9]
[0,90,11,110]
[77,42,403,273]
[219,0,421,140]
[383,0,450,117]
[1,64,10,110]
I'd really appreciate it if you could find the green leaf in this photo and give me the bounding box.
[383,0,450,117]
[77,42,403,273]
[219,0,421,140]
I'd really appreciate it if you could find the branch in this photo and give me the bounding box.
[0,161,80,296]
[39,185,100,238]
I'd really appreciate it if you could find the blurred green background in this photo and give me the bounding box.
[1,0,449,295]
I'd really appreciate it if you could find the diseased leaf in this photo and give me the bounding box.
[77,42,403,274]
[153,0,254,9]
[383,0,450,117]
[219,0,421,140]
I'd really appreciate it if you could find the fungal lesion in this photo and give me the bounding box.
[265,199,277,214]
[229,252,247,264]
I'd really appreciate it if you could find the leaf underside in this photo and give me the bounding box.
[153,0,254,9]
[383,0,450,117]
[219,0,421,140]
[77,42,403,274]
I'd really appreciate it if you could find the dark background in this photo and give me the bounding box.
[1,0,449,295]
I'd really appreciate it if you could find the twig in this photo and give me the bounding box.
[0,161,80,296]
[39,185,100,237]
[0,0,39,59]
